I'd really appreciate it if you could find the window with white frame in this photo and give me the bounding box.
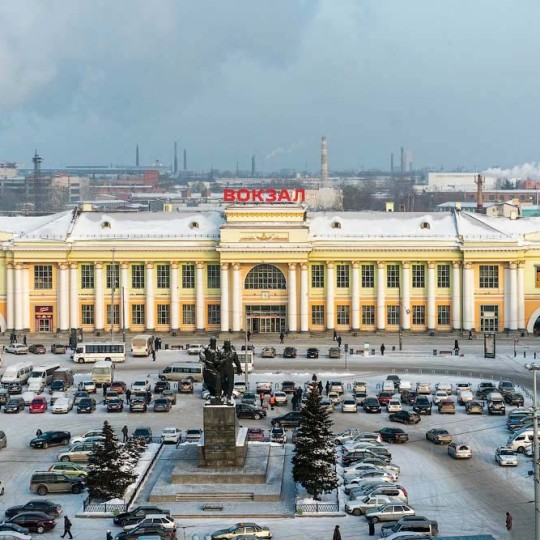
[479,265,499,288]
[311,305,325,325]
[106,264,119,289]
[412,265,425,288]
[182,264,195,289]
[311,265,325,288]
[362,305,375,325]
[182,304,195,325]
[132,264,145,289]
[480,305,499,332]
[131,304,145,326]
[412,305,425,325]
[157,264,170,289]
[336,265,350,288]
[81,264,95,289]
[34,265,53,289]
[387,305,399,325]
[438,305,450,325]
[437,264,450,288]
[81,305,94,325]
[207,265,220,289]
[337,305,350,325]
[207,304,220,325]
[106,304,120,325]
[157,304,170,325]
[361,265,374,288]
[387,265,400,288]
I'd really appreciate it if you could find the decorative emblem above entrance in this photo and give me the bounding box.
[239,232,289,242]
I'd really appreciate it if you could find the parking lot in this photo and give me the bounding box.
[0,335,537,539]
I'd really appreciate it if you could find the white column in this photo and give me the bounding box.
[509,262,518,331]
[220,263,230,332]
[503,265,510,330]
[95,263,104,330]
[195,262,205,330]
[517,262,525,330]
[401,262,411,330]
[69,264,79,329]
[232,263,241,332]
[145,263,155,330]
[377,262,386,330]
[452,262,461,330]
[300,263,309,332]
[58,263,69,331]
[326,263,335,330]
[121,263,130,331]
[6,263,14,330]
[288,263,297,332]
[22,266,30,330]
[14,263,23,331]
[427,262,436,330]
[170,262,179,331]
[462,263,474,330]
[351,262,360,330]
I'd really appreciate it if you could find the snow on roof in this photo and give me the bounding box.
[0,211,73,239]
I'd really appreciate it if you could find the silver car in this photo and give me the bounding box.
[364,502,415,523]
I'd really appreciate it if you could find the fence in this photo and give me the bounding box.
[296,501,339,514]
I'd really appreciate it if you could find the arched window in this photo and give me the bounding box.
[245,264,286,290]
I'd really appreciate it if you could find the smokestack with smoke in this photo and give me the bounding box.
[321,136,328,186]
[483,162,540,180]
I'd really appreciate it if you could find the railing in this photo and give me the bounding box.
[296,501,339,514]
[82,497,126,514]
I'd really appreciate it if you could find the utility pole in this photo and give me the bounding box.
[525,362,540,540]
[110,248,115,342]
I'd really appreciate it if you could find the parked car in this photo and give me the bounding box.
[185,428,203,443]
[247,428,266,442]
[354,391,367,405]
[107,398,124,413]
[153,398,171,413]
[363,397,382,413]
[161,428,181,445]
[498,380,515,395]
[51,343,66,354]
[130,398,147,413]
[380,516,439,537]
[495,446,518,466]
[365,502,415,523]
[400,390,417,405]
[7,382,22,395]
[30,471,86,494]
[415,382,431,395]
[448,442,472,459]
[327,391,341,405]
[412,395,432,415]
[389,411,421,425]
[48,462,88,478]
[261,347,276,358]
[377,392,393,406]
[51,397,73,414]
[342,398,358,413]
[270,427,287,443]
[29,397,48,414]
[0,388,9,406]
[153,381,170,394]
[425,428,452,445]
[437,399,456,414]
[4,500,62,518]
[110,381,127,394]
[161,389,177,405]
[56,441,97,463]
[272,391,287,406]
[328,347,341,358]
[4,397,25,413]
[241,393,257,406]
[378,428,409,444]
[78,381,96,394]
[333,428,365,445]
[132,427,153,443]
[256,382,272,394]
[113,506,171,527]
[505,392,525,406]
[5,344,29,355]
[386,399,402,413]
[28,344,46,354]
[131,380,152,393]
[433,390,449,405]
[455,382,472,394]
[0,523,31,536]
[281,381,296,393]
[236,403,266,420]
[123,514,176,532]
[77,397,97,413]
[345,495,401,516]
[178,379,194,394]
[466,400,484,415]
[7,512,56,533]
[283,347,297,358]
[271,411,302,427]
[211,522,272,539]
[306,347,319,358]
[0,430,6,449]
[186,344,203,355]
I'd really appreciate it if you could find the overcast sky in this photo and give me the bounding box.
[1,0,539,172]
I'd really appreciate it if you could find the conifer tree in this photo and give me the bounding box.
[292,387,338,500]
[86,421,136,500]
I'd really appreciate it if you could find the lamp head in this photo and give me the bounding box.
[525,362,539,371]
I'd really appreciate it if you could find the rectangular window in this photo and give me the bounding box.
[182,264,195,289]
[361,264,374,288]
[412,265,425,288]
[157,304,170,325]
[106,264,119,290]
[387,305,399,325]
[311,305,325,325]
[337,305,350,325]
[131,264,145,289]
[182,304,195,325]
[536,267,540,288]
[479,265,499,288]
[81,305,94,325]
[131,304,145,326]
[157,264,170,289]
[207,265,221,289]
[336,265,350,288]
[311,265,325,288]
[81,264,95,289]
[387,265,400,289]
[412,305,425,325]
[438,305,451,325]
[437,264,450,288]
[480,305,499,332]
[34,265,53,289]
[362,305,375,325]
[106,304,120,325]
[207,304,221,325]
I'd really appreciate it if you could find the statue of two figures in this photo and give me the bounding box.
[200,337,243,405]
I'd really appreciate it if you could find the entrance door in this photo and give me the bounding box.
[37,318,52,333]
[246,305,286,333]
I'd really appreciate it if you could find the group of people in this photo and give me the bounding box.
[332,330,343,348]
[8,332,26,345]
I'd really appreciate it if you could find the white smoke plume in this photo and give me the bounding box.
[265,139,306,160]
[483,162,540,180]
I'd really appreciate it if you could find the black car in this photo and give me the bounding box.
[77,397,96,413]
[378,427,409,444]
[504,392,525,406]
[29,344,47,354]
[241,392,257,406]
[0,388,9,406]
[389,411,421,425]
[281,381,296,393]
[113,505,171,527]
[386,374,401,389]
[154,381,170,394]
[115,524,176,540]
[363,397,381,413]
[7,512,56,533]
[413,395,432,415]
[7,381,23,395]
[4,397,25,413]
[0,522,30,534]
[476,387,495,399]
[283,347,297,358]
[5,499,62,518]
[271,411,302,427]
[236,403,266,420]
[30,431,71,449]
[107,398,124,412]
[132,427,152,443]
[49,380,66,393]
[306,347,319,358]
[153,398,171,412]
[400,390,418,405]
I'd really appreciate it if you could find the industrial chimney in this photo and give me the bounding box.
[475,173,484,214]
[321,136,328,186]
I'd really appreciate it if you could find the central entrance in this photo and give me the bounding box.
[246,305,286,334]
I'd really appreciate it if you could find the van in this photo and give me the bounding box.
[507,428,540,453]
[30,471,85,495]
[91,361,114,387]
[51,368,74,389]
[159,361,203,382]
[236,350,254,373]
[487,392,506,415]
[438,399,456,414]
[398,380,412,393]
[1,361,33,385]
[27,364,61,391]
[382,380,395,393]
[131,334,154,357]
[353,381,367,393]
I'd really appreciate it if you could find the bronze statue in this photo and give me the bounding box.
[200,337,222,402]
[220,340,243,402]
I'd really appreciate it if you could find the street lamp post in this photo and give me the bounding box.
[525,362,540,540]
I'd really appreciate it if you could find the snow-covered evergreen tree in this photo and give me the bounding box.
[292,387,338,500]
[86,421,136,500]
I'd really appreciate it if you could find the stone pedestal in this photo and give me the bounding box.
[197,404,247,467]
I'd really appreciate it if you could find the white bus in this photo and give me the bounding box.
[130,335,154,357]
[91,361,115,387]
[71,342,126,364]
[28,363,61,390]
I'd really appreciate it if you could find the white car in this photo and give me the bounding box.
[186,344,203,355]
[28,381,45,393]
[456,382,472,394]
[433,390,448,405]
[386,399,402,413]
[416,382,432,394]
[256,382,273,394]
[51,396,74,414]
[273,391,287,405]
[162,427,182,444]
[334,428,364,444]
[345,495,400,516]
[5,344,28,354]
[448,442,472,459]
[50,391,67,405]
[495,446,518,466]
[72,430,104,444]
[436,382,453,395]
[22,391,37,405]
[342,398,358,413]
[124,514,177,531]
[328,391,341,405]
[131,380,152,392]
[344,471,397,492]
[78,380,96,394]
[234,381,247,393]
[342,441,382,453]
[343,463,384,476]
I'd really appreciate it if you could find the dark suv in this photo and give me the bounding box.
[113,505,171,527]
[5,499,62,518]
[413,396,432,415]
[283,347,297,358]
[271,411,302,427]
[306,348,319,358]
[363,397,381,413]
[236,403,266,420]
[281,381,296,393]
[30,431,71,449]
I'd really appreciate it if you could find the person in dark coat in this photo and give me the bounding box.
[333,330,337,341]
[468,329,473,340]
[61,516,73,539]
[291,394,298,411]
[318,381,323,394]
[125,388,131,404]
[337,336,342,348]
[325,381,330,396]
[247,330,251,342]
[279,331,284,344]
[312,373,317,382]
[23,335,27,346]
[506,512,512,530]
[36,429,43,437]
[106,531,113,540]
[380,343,385,356]
[121,425,129,443]
[152,349,156,362]
[333,525,342,540]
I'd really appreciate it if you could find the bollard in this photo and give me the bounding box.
[535,352,537,360]
[433,349,437,356]
[524,351,527,358]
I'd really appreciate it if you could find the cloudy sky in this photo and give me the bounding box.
[1,0,539,172]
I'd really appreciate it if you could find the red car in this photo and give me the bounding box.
[8,512,56,533]
[377,392,393,406]
[29,397,48,414]
[247,428,266,442]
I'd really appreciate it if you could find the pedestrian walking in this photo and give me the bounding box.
[380,343,385,356]
[0,480,4,495]
[505,511,512,531]
[152,349,156,362]
[23,335,27,346]
[247,330,251,342]
[61,516,73,539]
[125,388,131,404]
[333,525,342,540]
[312,373,317,382]
[337,336,342,348]
[106,531,113,540]
[333,330,337,341]
[325,381,330,396]
[36,429,42,437]
[269,394,276,410]
[468,329,473,340]
[259,392,265,407]
[318,380,323,394]
[279,331,284,344]
[102,383,108,397]
[121,425,129,443]
[291,394,298,411]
